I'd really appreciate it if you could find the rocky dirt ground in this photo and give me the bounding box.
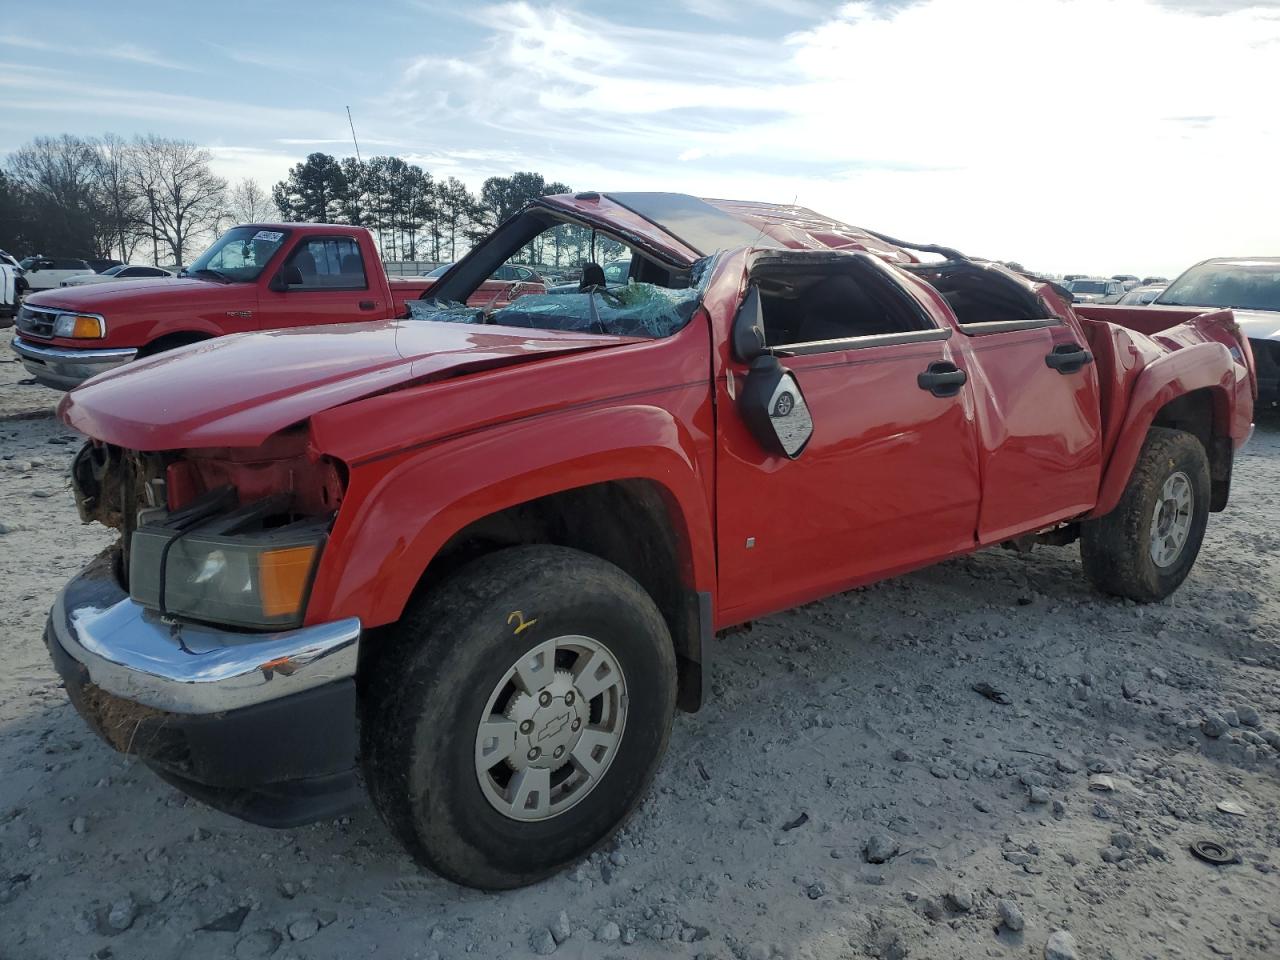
[1,325,1278,960]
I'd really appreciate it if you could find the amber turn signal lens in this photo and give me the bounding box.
[257,545,319,619]
[70,314,105,338]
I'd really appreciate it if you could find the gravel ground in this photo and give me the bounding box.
[2,324,1279,960]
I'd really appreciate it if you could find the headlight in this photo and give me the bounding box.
[53,312,106,338]
[129,495,329,630]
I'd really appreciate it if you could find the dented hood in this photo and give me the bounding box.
[59,319,640,451]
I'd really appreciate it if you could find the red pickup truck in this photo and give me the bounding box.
[44,192,1255,890]
[10,224,432,389]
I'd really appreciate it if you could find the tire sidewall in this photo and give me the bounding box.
[1132,438,1210,597]
[392,551,676,887]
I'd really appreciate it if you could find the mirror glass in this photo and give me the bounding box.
[768,372,813,458]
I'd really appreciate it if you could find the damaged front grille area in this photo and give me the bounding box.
[71,442,169,585]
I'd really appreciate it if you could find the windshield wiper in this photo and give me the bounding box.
[189,267,233,283]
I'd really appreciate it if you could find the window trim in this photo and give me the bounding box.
[956,317,1062,336]
[748,250,942,356]
[282,235,369,292]
[772,326,952,357]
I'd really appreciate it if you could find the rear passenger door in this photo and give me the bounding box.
[260,236,381,329]
[950,305,1103,543]
[715,251,982,622]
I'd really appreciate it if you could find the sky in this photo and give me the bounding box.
[1,0,1278,277]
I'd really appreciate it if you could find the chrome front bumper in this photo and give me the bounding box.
[11,335,137,389]
[49,555,361,715]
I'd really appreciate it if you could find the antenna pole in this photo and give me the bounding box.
[346,106,363,164]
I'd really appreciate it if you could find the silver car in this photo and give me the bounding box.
[1154,257,1280,407]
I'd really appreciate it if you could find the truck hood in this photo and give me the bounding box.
[59,319,641,451]
[26,276,220,311]
[1233,308,1280,341]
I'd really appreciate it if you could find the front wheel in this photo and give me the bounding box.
[361,546,677,889]
[1080,427,1210,602]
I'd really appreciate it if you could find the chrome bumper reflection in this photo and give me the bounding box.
[11,335,137,389]
[50,561,360,715]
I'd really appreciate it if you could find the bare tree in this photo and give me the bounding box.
[6,134,103,257]
[132,136,227,266]
[94,133,146,262]
[226,178,273,226]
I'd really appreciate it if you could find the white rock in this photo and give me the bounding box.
[1045,929,1078,959]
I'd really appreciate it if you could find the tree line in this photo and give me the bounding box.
[0,135,604,269]
[271,154,615,268]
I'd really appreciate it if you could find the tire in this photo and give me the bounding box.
[361,545,677,889]
[1080,426,1210,602]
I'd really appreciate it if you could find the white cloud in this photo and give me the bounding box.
[0,36,195,71]
[388,0,1280,275]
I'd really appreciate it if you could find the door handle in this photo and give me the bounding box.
[1045,344,1093,374]
[359,300,378,311]
[917,361,967,397]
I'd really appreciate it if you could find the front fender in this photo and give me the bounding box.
[1091,340,1234,518]
[304,402,715,628]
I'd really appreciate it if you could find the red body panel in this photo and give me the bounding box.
[303,324,717,628]
[58,321,642,451]
[54,196,1256,640]
[22,225,427,354]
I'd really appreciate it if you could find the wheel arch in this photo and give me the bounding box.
[307,404,716,710]
[1092,342,1235,517]
[138,328,216,356]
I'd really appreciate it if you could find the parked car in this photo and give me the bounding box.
[18,256,95,292]
[1153,256,1280,406]
[1141,276,1168,286]
[1117,283,1167,305]
[1111,274,1141,291]
[87,258,125,274]
[1066,278,1125,303]
[421,262,546,307]
[11,224,432,389]
[45,190,1254,890]
[60,264,176,287]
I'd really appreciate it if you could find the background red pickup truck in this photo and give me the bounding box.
[10,224,433,389]
[44,192,1255,890]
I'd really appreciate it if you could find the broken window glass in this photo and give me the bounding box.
[406,301,486,324]
[408,282,704,339]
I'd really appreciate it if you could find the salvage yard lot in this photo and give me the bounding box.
[1,326,1278,960]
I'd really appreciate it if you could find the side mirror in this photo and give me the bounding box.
[739,354,813,459]
[731,285,768,363]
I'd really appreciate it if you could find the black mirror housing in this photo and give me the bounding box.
[731,285,768,363]
[739,354,814,460]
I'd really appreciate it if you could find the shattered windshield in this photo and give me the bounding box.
[409,283,703,339]
[409,257,711,339]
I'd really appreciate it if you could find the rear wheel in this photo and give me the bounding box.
[361,545,677,889]
[1080,427,1210,602]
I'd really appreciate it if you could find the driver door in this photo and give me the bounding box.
[261,236,380,328]
[714,252,982,623]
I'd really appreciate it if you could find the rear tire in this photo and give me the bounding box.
[1080,427,1209,602]
[361,545,677,890]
